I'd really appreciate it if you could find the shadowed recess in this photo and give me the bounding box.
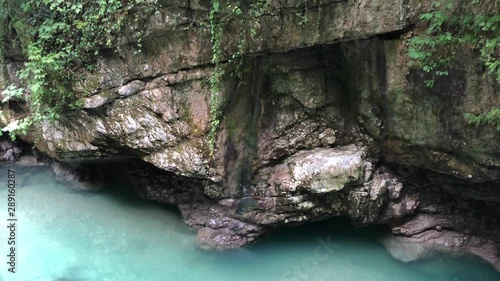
[0,165,498,281]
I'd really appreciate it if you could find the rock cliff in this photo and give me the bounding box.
[1,0,499,271]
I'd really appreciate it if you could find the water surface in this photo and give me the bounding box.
[0,165,499,281]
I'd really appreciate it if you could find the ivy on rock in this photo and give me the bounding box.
[0,0,158,140]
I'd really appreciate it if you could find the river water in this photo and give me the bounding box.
[0,165,499,281]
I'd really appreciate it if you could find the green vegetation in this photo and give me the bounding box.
[464,108,500,131]
[0,0,156,140]
[408,0,499,130]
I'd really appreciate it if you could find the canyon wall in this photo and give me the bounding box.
[1,0,499,271]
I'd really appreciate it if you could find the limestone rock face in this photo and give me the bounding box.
[382,230,500,269]
[1,0,499,271]
[0,137,25,161]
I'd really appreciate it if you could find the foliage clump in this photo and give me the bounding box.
[408,0,499,130]
[0,0,156,139]
[464,108,500,131]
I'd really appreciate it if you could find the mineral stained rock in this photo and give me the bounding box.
[1,0,499,271]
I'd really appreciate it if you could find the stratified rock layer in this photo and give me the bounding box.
[1,0,499,272]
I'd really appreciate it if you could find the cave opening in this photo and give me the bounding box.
[1,152,500,280]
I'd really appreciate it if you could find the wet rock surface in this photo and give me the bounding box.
[0,0,499,272]
[0,136,26,161]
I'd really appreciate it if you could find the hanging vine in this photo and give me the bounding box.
[408,0,499,130]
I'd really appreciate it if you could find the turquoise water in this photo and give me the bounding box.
[0,165,499,281]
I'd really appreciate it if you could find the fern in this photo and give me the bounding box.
[464,108,500,131]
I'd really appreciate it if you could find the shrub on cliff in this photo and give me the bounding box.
[0,0,157,139]
[408,0,499,130]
